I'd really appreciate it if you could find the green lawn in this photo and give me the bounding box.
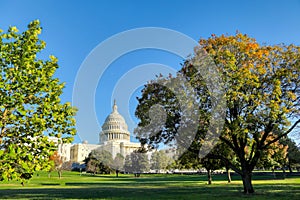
[0,171,299,199]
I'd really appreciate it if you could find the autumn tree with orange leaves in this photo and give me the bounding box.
[135,33,300,194]
[188,33,300,193]
[255,133,288,171]
[49,151,63,178]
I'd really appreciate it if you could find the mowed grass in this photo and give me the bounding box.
[0,171,299,199]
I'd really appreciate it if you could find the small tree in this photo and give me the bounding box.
[201,157,222,185]
[280,137,300,172]
[85,149,113,174]
[49,151,63,178]
[112,153,124,177]
[124,155,132,173]
[256,133,288,172]
[179,143,223,185]
[125,151,150,177]
[85,156,99,175]
[216,143,236,183]
[150,150,170,172]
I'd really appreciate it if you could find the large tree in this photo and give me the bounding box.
[135,33,300,193]
[0,20,76,182]
[197,34,300,193]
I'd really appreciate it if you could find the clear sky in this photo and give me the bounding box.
[1,0,300,144]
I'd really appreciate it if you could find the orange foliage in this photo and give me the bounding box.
[49,151,62,168]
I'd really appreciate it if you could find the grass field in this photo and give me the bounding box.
[0,171,299,199]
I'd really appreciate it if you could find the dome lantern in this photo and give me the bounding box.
[112,99,118,113]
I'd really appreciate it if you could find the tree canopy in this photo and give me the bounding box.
[280,136,300,172]
[135,33,300,193]
[124,151,150,175]
[112,153,125,171]
[0,20,77,181]
[150,150,172,172]
[85,149,113,174]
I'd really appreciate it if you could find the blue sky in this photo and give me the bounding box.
[1,0,300,144]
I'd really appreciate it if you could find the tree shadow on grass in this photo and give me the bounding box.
[0,184,299,200]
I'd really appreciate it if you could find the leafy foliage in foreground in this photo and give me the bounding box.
[0,20,76,181]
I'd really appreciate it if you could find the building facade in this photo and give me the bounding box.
[64,100,140,163]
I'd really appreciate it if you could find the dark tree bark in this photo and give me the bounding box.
[58,170,62,179]
[242,171,254,194]
[282,167,286,179]
[207,169,212,185]
[93,168,96,175]
[272,167,276,179]
[288,163,293,173]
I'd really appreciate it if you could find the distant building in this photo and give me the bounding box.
[58,142,72,162]
[97,100,140,158]
[61,100,141,163]
[69,142,99,163]
[47,136,72,162]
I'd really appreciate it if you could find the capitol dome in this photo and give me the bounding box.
[99,100,130,144]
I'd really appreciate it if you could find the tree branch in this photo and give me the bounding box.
[219,136,235,151]
[263,119,300,149]
[259,120,274,148]
[248,140,256,162]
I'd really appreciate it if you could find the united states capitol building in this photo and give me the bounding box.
[57,100,141,163]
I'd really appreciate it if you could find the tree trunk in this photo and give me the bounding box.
[242,172,254,194]
[272,167,276,179]
[226,167,231,183]
[58,170,62,179]
[282,167,286,179]
[207,169,212,185]
[94,165,97,175]
[288,163,293,173]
